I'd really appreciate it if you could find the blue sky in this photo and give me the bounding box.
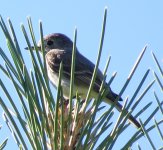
[0,0,163,149]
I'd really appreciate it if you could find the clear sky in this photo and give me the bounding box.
[0,0,163,149]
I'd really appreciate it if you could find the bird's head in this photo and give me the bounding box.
[26,33,75,53]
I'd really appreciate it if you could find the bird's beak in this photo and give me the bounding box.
[25,46,41,51]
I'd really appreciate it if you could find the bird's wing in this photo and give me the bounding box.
[46,49,103,90]
[74,52,104,91]
[46,49,122,102]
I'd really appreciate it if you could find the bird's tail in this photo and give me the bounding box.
[114,102,141,129]
[105,92,141,129]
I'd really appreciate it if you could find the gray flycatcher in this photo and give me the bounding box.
[26,33,141,129]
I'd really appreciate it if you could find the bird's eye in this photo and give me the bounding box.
[47,40,53,46]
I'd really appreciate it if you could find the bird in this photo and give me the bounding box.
[26,33,141,129]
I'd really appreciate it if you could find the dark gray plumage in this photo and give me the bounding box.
[31,33,141,129]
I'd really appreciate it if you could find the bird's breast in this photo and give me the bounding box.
[46,64,93,99]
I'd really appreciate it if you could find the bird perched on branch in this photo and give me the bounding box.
[26,33,141,129]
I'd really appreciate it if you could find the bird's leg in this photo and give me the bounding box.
[59,97,69,106]
[80,99,85,105]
